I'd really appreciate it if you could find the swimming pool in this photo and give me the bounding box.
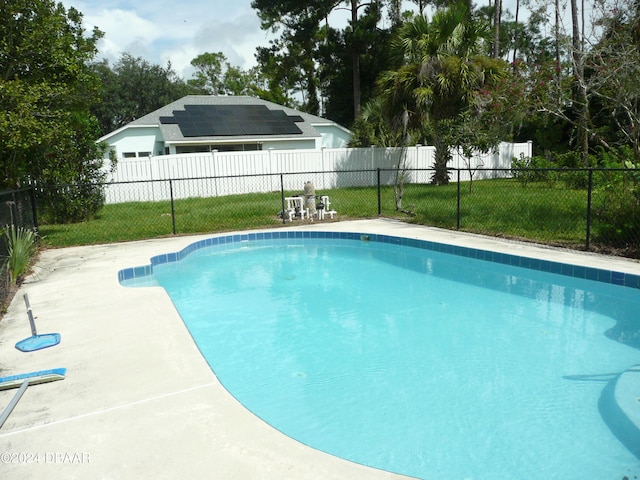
[119,231,640,479]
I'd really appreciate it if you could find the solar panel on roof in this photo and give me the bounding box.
[159,116,178,124]
[159,104,304,137]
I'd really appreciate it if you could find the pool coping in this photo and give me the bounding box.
[1,219,638,479]
[119,229,640,290]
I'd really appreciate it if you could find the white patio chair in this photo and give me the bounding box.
[285,196,308,221]
[319,195,337,220]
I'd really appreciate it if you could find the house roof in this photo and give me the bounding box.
[99,95,349,145]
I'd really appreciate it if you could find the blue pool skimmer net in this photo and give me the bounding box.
[14,294,61,352]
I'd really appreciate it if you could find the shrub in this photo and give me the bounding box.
[2,225,38,284]
[35,151,111,224]
[511,154,554,186]
[552,150,582,168]
[561,169,589,189]
[592,147,640,250]
[37,182,106,224]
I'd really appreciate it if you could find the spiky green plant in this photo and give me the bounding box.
[3,226,37,284]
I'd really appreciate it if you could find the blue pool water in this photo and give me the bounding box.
[120,233,640,479]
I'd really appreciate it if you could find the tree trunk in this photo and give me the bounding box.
[555,0,561,68]
[512,0,520,65]
[571,0,589,165]
[492,0,502,59]
[353,52,361,118]
[431,133,451,185]
[351,0,361,119]
[392,148,408,210]
[306,68,320,115]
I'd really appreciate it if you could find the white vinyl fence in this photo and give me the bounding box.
[103,142,532,204]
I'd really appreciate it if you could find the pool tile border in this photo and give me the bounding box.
[118,231,640,290]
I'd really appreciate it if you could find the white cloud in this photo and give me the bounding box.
[191,13,268,67]
[160,44,200,79]
[158,12,270,79]
[61,1,269,80]
[86,8,164,61]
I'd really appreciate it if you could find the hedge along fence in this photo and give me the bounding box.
[102,142,532,204]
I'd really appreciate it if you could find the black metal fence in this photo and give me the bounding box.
[28,167,639,256]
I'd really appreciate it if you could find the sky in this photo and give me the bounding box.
[60,0,537,83]
[61,0,271,80]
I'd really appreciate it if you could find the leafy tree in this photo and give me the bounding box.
[0,0,108,221]
[222,65,260,96]
[522,0,640,162]
[343,0,392,118]
[350,97,411,210]
[251,0,402,120]
[586,2,640,161]
[376,4,509,184]
[506,8,552,64]
[251,1,330,114]
[318,3,398,126]
[90,59,120,135]
[350,97,406,147]
[92,54,195,136]
[188,51,268,97]
[189,52,227,94]
[254,43,306,109]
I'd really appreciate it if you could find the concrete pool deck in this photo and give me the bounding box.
[0,218,639,479]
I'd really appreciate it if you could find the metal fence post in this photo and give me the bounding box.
[29,186,39,239]
[169,179,176,235]
[9,191,19,230]
[280,173,286,224]
[456,169,461,230]
[586,168,593,251]
[377,168,382,215]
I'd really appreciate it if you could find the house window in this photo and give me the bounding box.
[175,145,212,154]
[123,152,136,158]
[175,143,263,154]
[209,144,263,152]
[138,152,151,157]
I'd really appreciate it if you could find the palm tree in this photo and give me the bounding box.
[376,3,506,184]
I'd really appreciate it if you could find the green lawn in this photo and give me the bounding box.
[38,179,591,249]
[378,178,588,247]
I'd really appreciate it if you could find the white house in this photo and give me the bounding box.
[98,95,352,160]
